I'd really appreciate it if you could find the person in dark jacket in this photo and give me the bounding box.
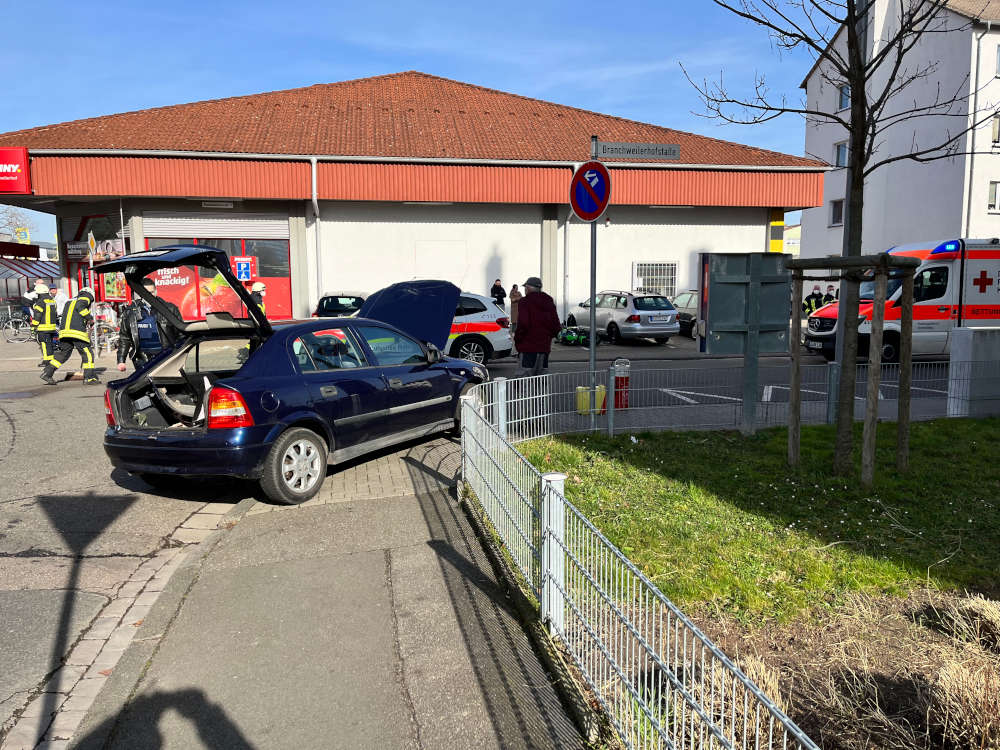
[822,285,837,305]
[490,279,506,308]
[513,276,561,376]
[116,279,182,371]
[42,288,98,385]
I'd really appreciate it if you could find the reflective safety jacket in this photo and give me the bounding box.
[32,295,59,332]
[59,292,95,343]
[250,291,266,315]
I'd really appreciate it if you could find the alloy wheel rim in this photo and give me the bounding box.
[281,440,322,493]
[459,342,485,363]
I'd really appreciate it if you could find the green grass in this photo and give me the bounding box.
[521,419,1000,624]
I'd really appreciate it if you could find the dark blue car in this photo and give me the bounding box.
[95,246,488,505]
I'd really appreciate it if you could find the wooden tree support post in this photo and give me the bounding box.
[861,264,888,487]
[897,272,914,472]
[788,273,803,466]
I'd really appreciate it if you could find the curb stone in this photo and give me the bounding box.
[456,484,619,750]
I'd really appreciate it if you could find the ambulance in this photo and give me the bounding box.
[803,238,1000,362]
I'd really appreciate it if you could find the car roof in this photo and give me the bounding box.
[460,291,495,302]
[320,291,367,298]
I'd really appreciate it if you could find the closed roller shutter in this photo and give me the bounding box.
[142,212,289,239]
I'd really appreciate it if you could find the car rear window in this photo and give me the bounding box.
[319,296,364,315]
[633,296,675,311]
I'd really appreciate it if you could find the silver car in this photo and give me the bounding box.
[566,290,680,344]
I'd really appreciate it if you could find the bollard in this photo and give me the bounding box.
[613,357,631,409]
[496,377,507,441]
[540,472,567,636]
[606,365,615,437]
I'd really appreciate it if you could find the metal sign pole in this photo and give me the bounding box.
[588,136,598,429]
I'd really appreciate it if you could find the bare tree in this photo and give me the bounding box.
[686,0,997,473]
[0,204,37,241]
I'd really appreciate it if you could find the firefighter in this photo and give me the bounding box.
[116,279,181,371]
[41,287,99,386]
[250,281,266,315]
[802,285,824,315]
[30,283,59,368]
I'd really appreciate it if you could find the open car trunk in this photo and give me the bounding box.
[115,335,251,430]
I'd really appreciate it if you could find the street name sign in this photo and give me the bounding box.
[570,161,611,222]
[596,141,681,161]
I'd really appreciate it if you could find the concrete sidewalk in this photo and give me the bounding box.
[68,443,586,750]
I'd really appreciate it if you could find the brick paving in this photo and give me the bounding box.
[0,504,231,750]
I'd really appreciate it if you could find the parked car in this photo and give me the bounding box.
[446,292,512,364]
[566,290,680,344]
[313,291,366,317]
[95,247,488,505]
[670,290,699,339]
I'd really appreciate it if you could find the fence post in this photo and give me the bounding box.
[541,472,567,637]
[460,395,474,493]
[496,377,508,441]
[606,364,615,437]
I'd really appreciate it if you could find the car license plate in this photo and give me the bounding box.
[806,340,822,349]
[650,315,669,322]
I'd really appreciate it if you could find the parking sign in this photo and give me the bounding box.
[231,256,255,281]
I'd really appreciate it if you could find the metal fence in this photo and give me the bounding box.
[461,359,999,749]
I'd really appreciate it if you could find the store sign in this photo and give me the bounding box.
[0,148,31,194]
[66,242,91,259]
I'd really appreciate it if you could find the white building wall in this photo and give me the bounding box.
[801,4,974,260]
[318,201,544,301]
[964,26,1000,239]
[562,206,768,309]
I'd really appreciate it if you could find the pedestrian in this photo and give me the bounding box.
[802,285,824,315]
[52,286,69,316]
[513,276,561,376]
[116,279,182,371]
[30,283,59,368]
[41,287,99,385]
[250,281,267,315]
[509,284,523,328]
[822,285,837,305]
[490,279,506,308]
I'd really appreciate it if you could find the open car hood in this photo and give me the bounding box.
[93,245,272,337]
[359,280,460,351]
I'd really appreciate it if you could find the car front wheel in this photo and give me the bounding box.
[260,427,328,505]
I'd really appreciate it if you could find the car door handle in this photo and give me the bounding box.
[388,377,403,388]
[937,306,949,312]
[319,385,338,398]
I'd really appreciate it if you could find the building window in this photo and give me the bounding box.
[834,142,848,167]
[830,199,845,226]
[632,262,677,298]
[838,84,851,111]
[990,182,1000,211]
[993,116,1000,145]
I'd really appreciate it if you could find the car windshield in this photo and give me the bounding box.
[141,267,253,323]
[632,296,675,311]
[319,296,364,315]
[859,271,905,301]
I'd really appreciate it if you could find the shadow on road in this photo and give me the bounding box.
[71,688,254,750]
[403,443,585,750]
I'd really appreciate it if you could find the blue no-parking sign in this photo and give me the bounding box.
[570,160,611,222]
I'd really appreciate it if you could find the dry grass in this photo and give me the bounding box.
[928,657,1000,750]
[937,595,1000,655]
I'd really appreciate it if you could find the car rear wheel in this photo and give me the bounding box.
[607,322,620,344]
[260,427,328,505]
[566,315,577,327]
[881,334,900,364]
[451,336,490,364]
[689,323,698,340]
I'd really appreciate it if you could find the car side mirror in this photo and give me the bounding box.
[425,343,441,364]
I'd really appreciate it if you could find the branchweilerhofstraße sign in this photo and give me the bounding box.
[0,147,31,194]
[596,140,680,161]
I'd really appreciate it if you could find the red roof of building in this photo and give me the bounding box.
[0,72,820,168]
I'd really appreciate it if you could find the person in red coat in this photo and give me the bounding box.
[513,276,561,375]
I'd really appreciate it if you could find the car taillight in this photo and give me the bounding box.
[311,312,317,317]
[496,317,510,328]
[206,387,255,429]
[625,314,640,323]
[104,389,116,427]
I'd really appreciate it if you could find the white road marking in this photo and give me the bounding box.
[660,387,742,403]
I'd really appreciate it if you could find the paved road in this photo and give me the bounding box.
[0,343,255,744]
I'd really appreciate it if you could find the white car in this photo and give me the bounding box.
[446,292,513,364]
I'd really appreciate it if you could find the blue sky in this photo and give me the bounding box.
[5,0,818,240]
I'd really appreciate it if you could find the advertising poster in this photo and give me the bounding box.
[103,272,129,302]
